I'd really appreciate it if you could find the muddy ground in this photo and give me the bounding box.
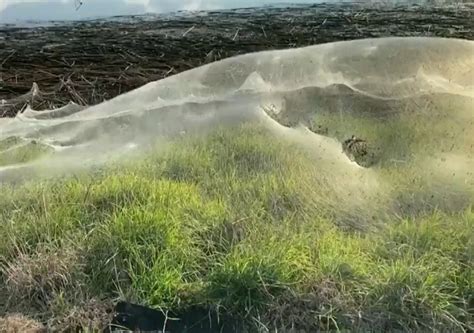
[0,2,473,116]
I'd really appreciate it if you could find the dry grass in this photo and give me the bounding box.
[0,314,45,333]
[263,279,351,332]
[46,299,113,332]
[1,245,81,310]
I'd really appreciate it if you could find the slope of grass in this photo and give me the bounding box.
[0,137,53,167]
[0,124,472,332]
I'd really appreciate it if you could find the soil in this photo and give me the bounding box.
[0,2,473,117]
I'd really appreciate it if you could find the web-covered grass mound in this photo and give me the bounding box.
[0,124,471,332]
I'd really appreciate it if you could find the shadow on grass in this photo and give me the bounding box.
[109,302,240,333]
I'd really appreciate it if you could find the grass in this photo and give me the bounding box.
[0,123,472,332]
[308,106,472,166]
[0,137,53,167]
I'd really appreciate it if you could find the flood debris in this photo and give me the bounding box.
[342,135,379,167]
[1,3,473,117]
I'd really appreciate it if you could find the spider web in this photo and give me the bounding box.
[0,37,472,220]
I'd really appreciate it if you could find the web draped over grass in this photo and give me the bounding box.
[0,37,473,331]
[0,124,472,332]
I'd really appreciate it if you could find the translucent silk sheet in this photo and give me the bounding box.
[0,37,472,216]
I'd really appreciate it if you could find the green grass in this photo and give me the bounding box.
[0,124,472,332]
[308,108,472,166]
[0,137,53,166]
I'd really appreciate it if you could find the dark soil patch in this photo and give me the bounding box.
[109,301,240,333]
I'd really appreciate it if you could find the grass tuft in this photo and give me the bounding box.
[0,314,45,333]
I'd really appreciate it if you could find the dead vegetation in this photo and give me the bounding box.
[2,246,80,310]
[1,3,473,116]
[0,314,45,333]
[0,244,113,332]
[45,299,113,333]
[0,245,113,332]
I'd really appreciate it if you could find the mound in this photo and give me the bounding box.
[1,37,472,213]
